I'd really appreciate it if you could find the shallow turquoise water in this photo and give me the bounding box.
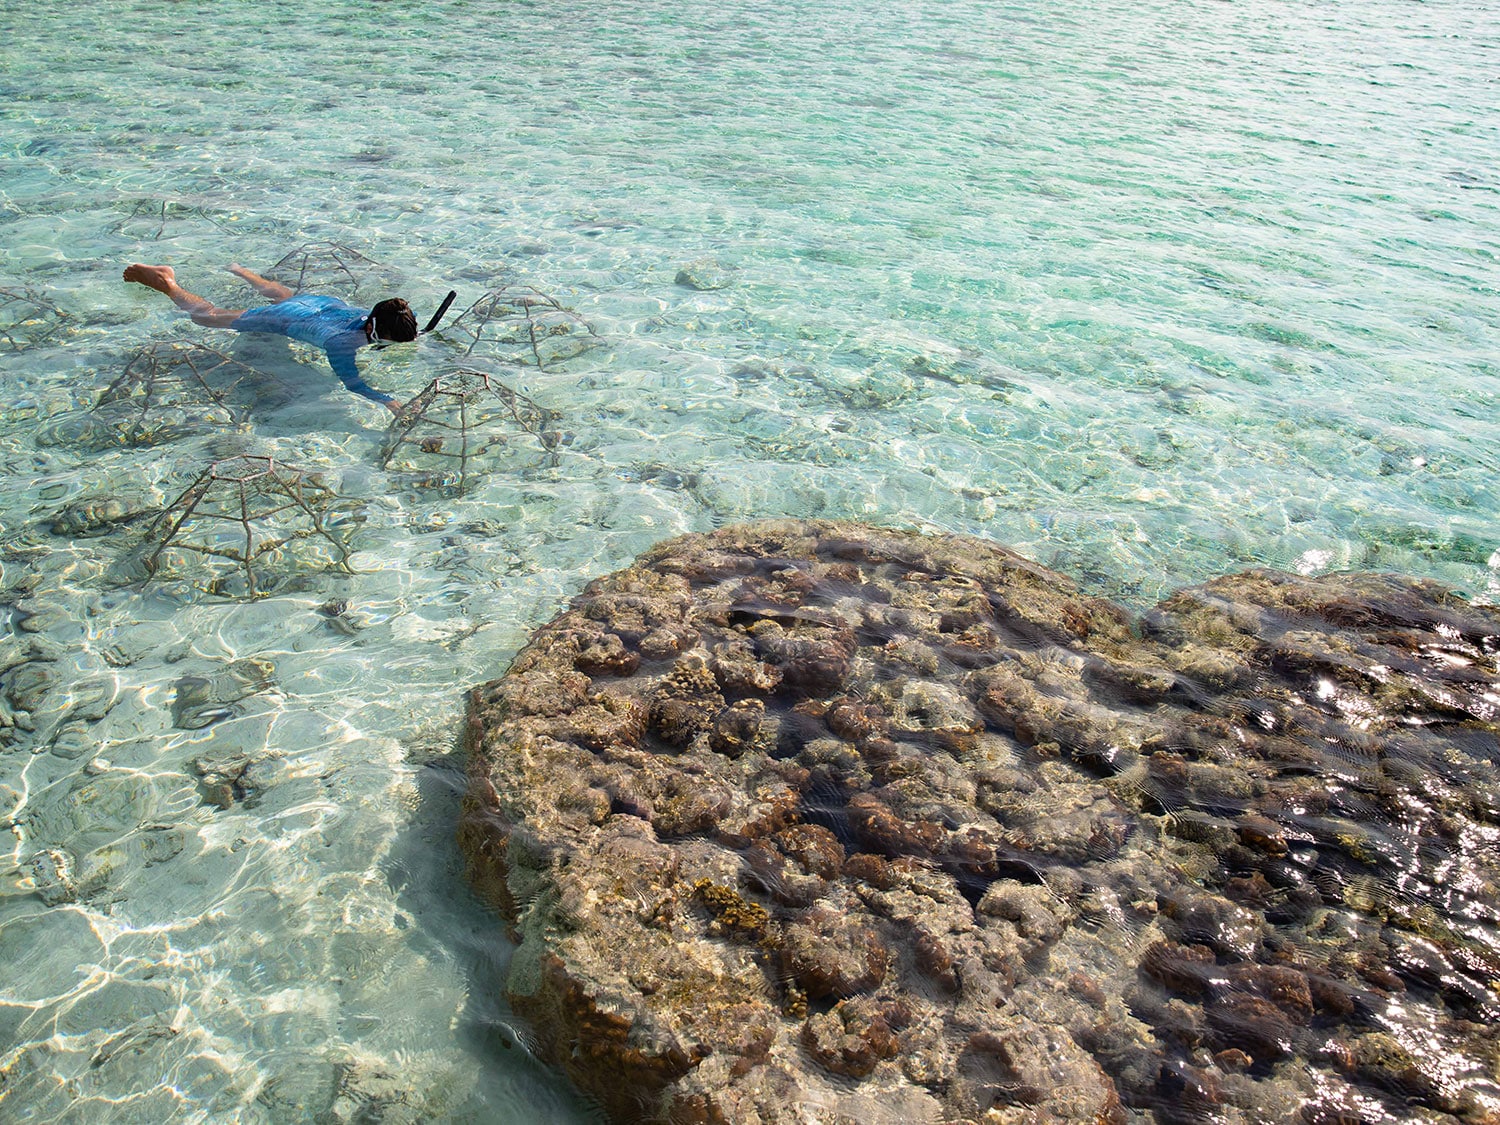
[0,0,1496,1119]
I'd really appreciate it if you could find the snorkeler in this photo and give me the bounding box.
[123,262,419,413]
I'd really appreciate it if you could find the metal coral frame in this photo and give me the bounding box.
[0,285,67,352]
[93,342,270,443]
[141,455,354,598]
[441,286,599,369]
[378,368,558,495]
[266,242,382,295]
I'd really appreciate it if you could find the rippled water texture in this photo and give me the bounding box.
[0,0,1496,1120]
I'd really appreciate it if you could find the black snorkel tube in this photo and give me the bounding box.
[422,290,457,335]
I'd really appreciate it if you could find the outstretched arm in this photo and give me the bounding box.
[326,343,403,413]
[228,264,295,302]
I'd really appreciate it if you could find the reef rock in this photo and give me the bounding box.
[461,519,1500,1124]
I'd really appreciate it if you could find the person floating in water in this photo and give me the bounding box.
[123,263,417,413]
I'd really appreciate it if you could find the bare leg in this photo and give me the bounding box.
[227,264,294,302]
[123,264,244,328]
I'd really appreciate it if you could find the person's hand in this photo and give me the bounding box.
[384,399,405,415]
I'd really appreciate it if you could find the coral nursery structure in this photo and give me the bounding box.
[442,286,599,369]
[34,342,272,452]
[94,342,265,444]
[264,241,384,296]
[0,284,67,352]
[136,454,356,597]
[378,368,559,494]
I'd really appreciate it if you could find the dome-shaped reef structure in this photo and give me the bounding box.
[0,284,68,352]
[135,454,357,598]
[442,286,599,369]
[263,241,385,297]
[108,197,251,242]
[378,369,558,494]
[37,342,272,451]
[461,519,1500,1125]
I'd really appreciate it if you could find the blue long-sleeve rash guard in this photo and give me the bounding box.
[230,295,394,404]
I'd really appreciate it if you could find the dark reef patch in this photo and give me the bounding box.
[460,519,1500,1124]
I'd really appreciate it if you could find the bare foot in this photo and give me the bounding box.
[123,263,176,292]
[227,263,294,302]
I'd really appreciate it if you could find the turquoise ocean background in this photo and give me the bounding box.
[0,0,1496,1119]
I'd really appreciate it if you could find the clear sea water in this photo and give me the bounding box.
[0,0,1495,1120]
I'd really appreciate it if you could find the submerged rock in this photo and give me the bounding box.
[461,519,1500,1124]
[674,258,736,291]
[29,847,77,905]
[49,495,149,538]
[171,657,276,730]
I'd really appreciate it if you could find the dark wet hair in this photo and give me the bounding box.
[371,297,418,342]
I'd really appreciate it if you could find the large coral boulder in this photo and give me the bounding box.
[460,519,1500,1124]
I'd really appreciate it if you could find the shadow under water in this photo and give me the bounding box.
[382,745,608,1123]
